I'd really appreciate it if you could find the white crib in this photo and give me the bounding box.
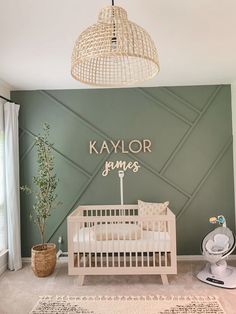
[67,204,177,285]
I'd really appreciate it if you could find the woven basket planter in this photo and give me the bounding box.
[31,243,56,277]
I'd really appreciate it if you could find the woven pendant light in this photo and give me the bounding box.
[71,1,160,87]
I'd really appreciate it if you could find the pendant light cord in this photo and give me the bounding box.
[111,0,116,44]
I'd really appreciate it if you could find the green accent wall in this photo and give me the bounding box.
[12,85,235,257]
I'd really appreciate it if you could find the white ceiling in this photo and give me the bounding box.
[0,0,236,90]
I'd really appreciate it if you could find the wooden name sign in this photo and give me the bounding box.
[89,139,151,154]
[89,139,152,176]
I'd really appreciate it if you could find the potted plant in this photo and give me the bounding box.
[21,123,61,277]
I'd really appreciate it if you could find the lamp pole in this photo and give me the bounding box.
[118,170,124,205]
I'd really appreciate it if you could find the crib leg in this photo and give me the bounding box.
[77,275,85,286]
[161,274,169,285]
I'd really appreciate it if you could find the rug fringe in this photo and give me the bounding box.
[38,295,219,302]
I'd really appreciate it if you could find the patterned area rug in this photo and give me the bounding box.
[30,295,225,314]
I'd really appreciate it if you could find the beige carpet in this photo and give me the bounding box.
[30,295,225,314]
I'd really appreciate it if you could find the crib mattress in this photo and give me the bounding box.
[73,227,171,253]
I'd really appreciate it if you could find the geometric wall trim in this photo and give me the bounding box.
[12,84,234,256]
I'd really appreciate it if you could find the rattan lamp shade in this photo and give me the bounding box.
[71,5,160,86]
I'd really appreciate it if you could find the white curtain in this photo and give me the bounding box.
[0,102,22,270]
[0,103,7,253]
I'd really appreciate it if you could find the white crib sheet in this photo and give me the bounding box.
[73,227,171,252]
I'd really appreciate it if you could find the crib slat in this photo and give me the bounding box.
[76,222,79,267]
[147,219,150,268]
[135,220,138,268]
[158,221,161,267]
[118,222,121,268]
[123,222,126,267]
[94,221,97,268]
[75,222,79,268]
[152,221,155,267]
[101,222,103,268]
[106,221,108,267]
[164,219,167,267]
[82,222,86,268]
[141,221,144,268]
[129,221,132,267]
[112,222,115,268]
[88,221,91,268]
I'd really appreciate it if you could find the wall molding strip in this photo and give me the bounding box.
[176,137,233,220]
[162,87,201,114]
[160,85,222,175]
[20,126,91,178]
[19,130,26,141]
[137,88,193,126]
[41,90,192,198]
[129,153,192,198]
[47,149,115,242]
[41,90,111,142]
[20,141,35,163]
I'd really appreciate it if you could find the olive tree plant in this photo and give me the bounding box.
[21,123,60,249]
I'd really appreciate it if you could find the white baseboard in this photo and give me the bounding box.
[22,254,236,264]
[0,250,8,275]
[178,254,236,261]
[177,255,205,261]
[0,263,7,275]
[22,255,68,263]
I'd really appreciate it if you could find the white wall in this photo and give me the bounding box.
[0,79,11,100]
[0,79,11,275]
